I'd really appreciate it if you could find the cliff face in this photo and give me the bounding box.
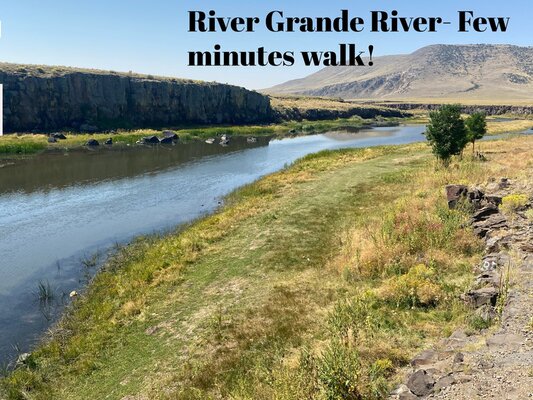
[0,64,272,132]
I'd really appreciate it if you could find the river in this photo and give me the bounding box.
[0,125,427,364]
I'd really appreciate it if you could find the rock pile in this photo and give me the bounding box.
[391,179,533,399]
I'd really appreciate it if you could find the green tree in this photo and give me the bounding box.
[424,104,468,165]
[465,112,487,153]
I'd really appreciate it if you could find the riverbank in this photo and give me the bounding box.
[0,116,400,158]
[4,135,532,399]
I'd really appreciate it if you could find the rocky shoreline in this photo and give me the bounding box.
[391,179,533,399]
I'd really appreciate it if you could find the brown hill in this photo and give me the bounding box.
[267,44,533,102]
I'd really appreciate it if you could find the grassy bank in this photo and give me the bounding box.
[3,135,533,399]
[0,116,396,157]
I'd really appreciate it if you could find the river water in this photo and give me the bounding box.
[0,125,428,363]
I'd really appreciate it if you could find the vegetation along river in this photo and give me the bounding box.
[0,125,429,364]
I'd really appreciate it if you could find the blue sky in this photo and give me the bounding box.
[0,0,530,89]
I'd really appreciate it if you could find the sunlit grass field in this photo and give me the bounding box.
[4,134,533,399]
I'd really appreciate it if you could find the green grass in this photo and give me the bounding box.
[1,140,493,399]
[0,117,392,157]
[0,141,47,155]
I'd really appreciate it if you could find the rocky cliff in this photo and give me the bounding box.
[0,63,272,132]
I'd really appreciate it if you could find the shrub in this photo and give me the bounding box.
[316,340,363,400]
[379,264,444,308]
[501,194,529,214]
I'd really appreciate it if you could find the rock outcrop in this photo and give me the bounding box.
[391,180,533,400]
[0,63,272,132]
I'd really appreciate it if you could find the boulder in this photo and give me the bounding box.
[162,131,179,140]
[159,136,174,144]
[407,369,435,397]
[47,136,57,143]
[446,185,468,208]
[463,286,499,308]
[86,139,100,146]
[104,138,113,145]
[51,132,67,140]
[142,136,160,144]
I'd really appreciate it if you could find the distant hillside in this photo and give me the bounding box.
[268,44,533,102]
[0,63,272,132]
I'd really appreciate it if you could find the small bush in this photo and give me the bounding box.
[379,264,444,308]
[501,194,529,214]
[316,340,363,400]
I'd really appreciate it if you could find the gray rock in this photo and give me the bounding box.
[467,188,485,209]
[453,353,464,364]
[399,391,419,400]
[485,195,503,206]
[142,136,160,144]
[463,286,499,308]
[411,349,438,367]
[47,136,57,143]
[407,369,435,396]
[159,136,174,144]
[16,352,31,366]
[475,270,500,287]
[51,132,67,140]
[85,139,100,146]
[104,138,113,145]
[471,204,500,223]
[472,214,508,238]
[446,185,468,208]
[486,333,524,348]
[434,374,456,391]
[162,131,179,140]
